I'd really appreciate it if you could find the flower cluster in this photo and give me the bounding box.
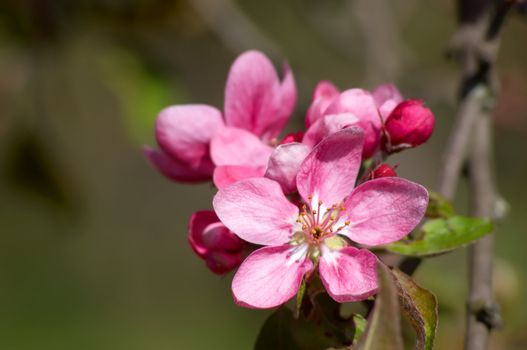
[146,50,434,309]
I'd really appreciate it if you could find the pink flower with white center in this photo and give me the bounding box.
[213,128,428,309]
[145,50,296,185]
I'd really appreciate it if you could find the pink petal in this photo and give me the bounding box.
[325,89,382,158]
[297,128,364,206]
[213,165,266,189]
[201,222,243,251]
[372,83,403,121]
[144,147,214,183]
[155,104,224,167]
[305,81,340,128]
[325,89,381,129]
[210,127,273,167]
[188,211,243,254]
[224,51,296,141]
[274,63,297,137]
[302,113,359,148]
[213,177,299,246]
[343,177,428,246]
[232,245,312,309]
[319,245,378,303]
[205,251,244,275]
[188,210,220,257]
[265,142,311,194]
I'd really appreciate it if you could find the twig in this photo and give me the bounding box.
[399,2,515,347]
[465,100,503,350]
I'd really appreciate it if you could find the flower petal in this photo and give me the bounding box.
[343,177,429,246]
[306,80,340,128]
[265,142,311,194]
[188,210,220,257]
[213,165,266,189]
[273,63,297,137]
[372,83,403,120]
[297,128,364,206]
[224,51,296,141]
[155,104,224,167]
[302,113,359,148]
[210,127,273,167]
[319,245,378,303]
[206,251,244,275]
[144,147,214,183]
[232,245,312,309]
[325,89,382,158]
[213,177,299,246]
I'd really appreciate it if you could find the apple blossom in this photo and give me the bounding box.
[213,128,428,308]
[145,50,296,185]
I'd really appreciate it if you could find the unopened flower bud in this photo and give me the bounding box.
[383,99,435,153]
[279,131,304,145]
[188,211,244,274]
[368,163,398,180]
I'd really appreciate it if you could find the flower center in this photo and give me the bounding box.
[295,195,350,244]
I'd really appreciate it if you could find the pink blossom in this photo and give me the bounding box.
[188,210,244,275]
[145,50,296,185]
[303,83,403,159]
[383,99,435,153]
[213,128,428,308]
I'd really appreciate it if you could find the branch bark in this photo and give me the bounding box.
[398,1,516,347]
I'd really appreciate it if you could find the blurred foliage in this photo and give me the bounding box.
[0,0,526,349]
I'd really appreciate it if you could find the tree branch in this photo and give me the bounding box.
[399,3,515,348]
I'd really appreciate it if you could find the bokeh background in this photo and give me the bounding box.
[0,1,526,349]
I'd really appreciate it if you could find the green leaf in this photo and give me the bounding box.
[356,263,403,350]
[352,314,366,346]
[255,307,339,350]
[386,216,493,257]
[295,278,307,319]
[392,269,438,350]
[425,191,454,218]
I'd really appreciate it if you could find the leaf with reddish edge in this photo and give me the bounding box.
[385,216,494,257]
[356,263,403,350]
[392,268,438,350]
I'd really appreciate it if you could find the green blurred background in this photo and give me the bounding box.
[0,0,526,349]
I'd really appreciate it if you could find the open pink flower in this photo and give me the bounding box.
[145,50,296,185]
[189,210,245,275]
[214,128,428,309]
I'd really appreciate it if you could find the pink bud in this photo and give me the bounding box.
[279,131,304,144]
[383,99,435,152]
[368,163,398,180]
[188,211,244,275]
